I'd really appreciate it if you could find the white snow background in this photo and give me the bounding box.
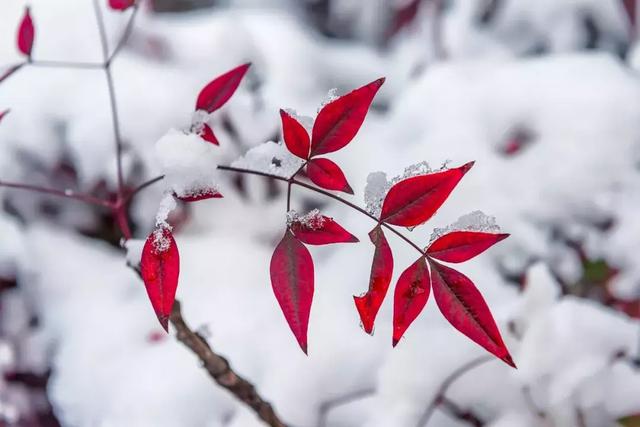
[0,0,640,426]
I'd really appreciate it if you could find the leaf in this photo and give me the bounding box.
[17,7,34,57]
[195,63,251,113]
[380,162,474,227]
[306,158,353,194]
[200,123,219,145]
[0,109,9,124]
[290,215,358,245]
[392,257,430,346]
[174,188,222,202]
[354,226,393,334]
[428,259,515,367]
[619,414,640,427]
[108,0,135,10]
[280,109,310,159]
[140,228,180,332]
[270,230,314,354]
[427,231,509,263]
[310,78,384,156]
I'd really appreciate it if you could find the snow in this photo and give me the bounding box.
[287,209,325,229]
[231,140,304,178]
[429,210,502,243]
[154,128,221,200]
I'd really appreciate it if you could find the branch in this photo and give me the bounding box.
[317,388,375,427]
[0,180,111,207]
[107,4,140,65]
[417,356,493,427]
[169,300,288,427]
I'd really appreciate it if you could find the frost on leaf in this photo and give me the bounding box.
[429,211,501,244]
[428,259,515,367]
[317,88,339,112]
[354,225,393,334]
[17,7,34,57]
[270,230,314,354]
[392,257,430,346]
[288,209,358,245]
[232,141,304,178]
[154,129,221,200]
[141,228,180,332]
[380,162,473,228]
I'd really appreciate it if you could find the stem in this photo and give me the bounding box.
[216,166,426,256]
[126,175,165,203]
[170,300,288,427]
[30,60,103,70]
[317,388,375,427]
[417,356,493,427]
[0,181,111,207]
[107,4,139,65]
[286,162,307,212]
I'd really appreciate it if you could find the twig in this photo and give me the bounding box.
[30,60,104,69]
[317,387,375,427]
[417,356,493,427]
[0,180,111,207]
[107,4,140,65]
[429,0,447,60]
[169,300,288,427]
[522,386,546,420]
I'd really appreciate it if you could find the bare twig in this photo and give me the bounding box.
[0,180,111,207]
[317,388,375,427]
[170,300,288,427]
[522,386,546,420]
[107,4,140,65]
[418,356,493,427]
[429,0,447,60]
[30,60,104,69]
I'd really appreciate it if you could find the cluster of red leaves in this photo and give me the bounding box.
[273,80,514,367]
[140,64,250,330]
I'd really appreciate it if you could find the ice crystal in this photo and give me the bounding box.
[429,211,501,243]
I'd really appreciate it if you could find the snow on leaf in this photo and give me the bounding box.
[280,109,310,159]
[392,257,430,347]
[427,231,509,263]
[174,188,222,202]
[270,230,314,354]
[195,63,251,113]
[364,171,391,218]
[288,209,358,245]
[306,158,353,194]
[428,259,515,368]
[310,78,385,156]
[154,129,221,200]
[155,193,177,230]
[140,228,180,332]
[429,210,501,244]
[380,162,474,227]
[231,141,303,178]
[354,225,393,334]
[17,7,34,57]
[108,0,135,10]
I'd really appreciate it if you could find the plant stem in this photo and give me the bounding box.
[30,60,104,69]
[0,180,111,207]
[216,165,426,256]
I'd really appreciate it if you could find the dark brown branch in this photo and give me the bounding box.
[418,356,493,427]
[169,300,288,427]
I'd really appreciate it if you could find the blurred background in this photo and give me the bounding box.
[1,0,640,426]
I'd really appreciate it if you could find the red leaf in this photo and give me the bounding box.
[270,230,314,354]
[17,7,34,57]
[174,188,223,202]
[380,162,474,227]
[354,226,393,334]
[310,78,384,156]
[0,64,23,85]
[195,63,251,113]
[108,0,135,10]
[200,123,219,145]
[428,259,515,368]
[306,158,353,194]
[290,215,358,245]
[392,257,430,346]
[280,109,310,159]
[427,231,509,263]
[0,109,9,124]
[140,228,180,332]
[623,0,637,31]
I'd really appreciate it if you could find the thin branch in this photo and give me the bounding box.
[126,175,165,202]
[317,388,375,427]
[170,299,288,427]
[418,356,493,427]
[429,0,448,60]
[216,165,427,256]
[107,3,140,65]
[92,0,110,62]
[0,180,111,207]
[29,60,104,70]
[522,386,546,420]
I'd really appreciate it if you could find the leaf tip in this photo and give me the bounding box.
[344,182,354,195]
[353,295,373,334]
[392,337,400,347]
[374,77,386,87]
[158,315,169,333]
[502,353,517,369]
[461,161,475,174]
